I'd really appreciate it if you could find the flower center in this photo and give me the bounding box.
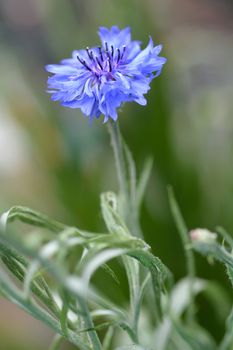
[76,42,126,78]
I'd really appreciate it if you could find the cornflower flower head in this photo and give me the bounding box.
[46,26,167,123]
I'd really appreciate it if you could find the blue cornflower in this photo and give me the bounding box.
[46,26,167,123]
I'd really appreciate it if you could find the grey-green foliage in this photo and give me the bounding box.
[0,123,169,350]
[190,226,233,350]
[169,193,233,350]
[0,202,165,349]
[0,123,232,350]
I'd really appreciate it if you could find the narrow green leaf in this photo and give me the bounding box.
[216,226,233,248]
[115,345,152,350]
[219,307,233,350]
[154,278,206,350]
[48,335,64,350]
[60,292,69,336]
[123,143,137,208]
[118,321,138,343]
[100,191,130,236]
[173,321,217,350]
[1,206,66,232]
[102,263,120,285]
[123,143,142,238]
[122,255,140,341]
[168,186,195,322]
[0,267,90,350]
[226,266,233,288]
[103,326,114,350]
[128,250,173,323]
[133,273,150,335]
[136,158,153,211]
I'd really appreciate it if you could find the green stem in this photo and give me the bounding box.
[107,121,141,341]
[107,122,128,209]
[168,186,195,323]
[124,143,143,239]
[0,270,90,350]
[79,298,102,350]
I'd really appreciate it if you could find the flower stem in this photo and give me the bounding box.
[107,121,128,216]
[107,121,141,341]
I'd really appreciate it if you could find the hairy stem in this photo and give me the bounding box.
[107,121,128,217]
[107,121,141,341]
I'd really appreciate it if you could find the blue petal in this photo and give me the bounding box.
[141,57,167,75]
[130,37,154,66]
[130,76,151,95]
[124,41,141,62]
[45,64,78,74]
[114,72,131,90]
[45,26,167,123]
[62,95,99,119]
[153,45,163,55]
[99,88,125,122]
[134,95,147,106]
[98,26,131,48]
[47,72,92,92]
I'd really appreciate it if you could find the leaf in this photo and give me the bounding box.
[154,278,206,350]
[191,225,233,290]
[48,335,64,350]
[192,241,233,269]
[82,248,129,287]
[103,326,114,350]
[202,281,231,322]
[128,250,173,323]
[1,206,66,232]
[219,307,233,350]
[226,266,233,288]
[172,321,217,350]
[0,266,90,350]
[60,291,70,336]
[101,263,120,285]
[216,227,233,248]
[170,278,206,317]
[168,186,196,322]
[122,255,140,340]
[133,273,150,334]
[100,192,130,236]
[115,345,152,350]
[124,143,137,209]
[136,158,153,211]
[0,237,61,318]
[123,143,142,238]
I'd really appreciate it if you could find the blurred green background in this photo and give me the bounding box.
[0,0,233,348]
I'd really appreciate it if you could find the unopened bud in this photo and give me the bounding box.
[190,228,217,243]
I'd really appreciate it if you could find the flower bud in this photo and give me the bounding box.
[190,228,217,243]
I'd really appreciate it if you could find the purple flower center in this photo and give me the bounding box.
[76,42,126,79]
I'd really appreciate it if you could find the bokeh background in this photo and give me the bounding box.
[0,0,233,348]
